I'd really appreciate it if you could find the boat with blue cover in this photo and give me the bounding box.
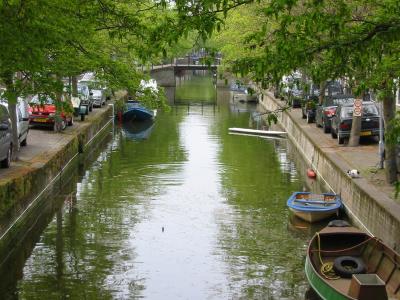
[287,192,342,223]
[123,100,156,122]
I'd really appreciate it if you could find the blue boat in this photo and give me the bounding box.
[287,192,342,223]
[123,100,155,122]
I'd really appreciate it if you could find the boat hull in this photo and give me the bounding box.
[287,192,342,223]
[305,255,350,300]
[123,108,154,121]
[289,208,338,223]
[306,225,400,299]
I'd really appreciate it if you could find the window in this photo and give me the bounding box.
[0,105,9,122]
[363,104,378,116]
[341,107,353,118]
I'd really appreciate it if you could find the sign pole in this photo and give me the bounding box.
[379,101,384,169]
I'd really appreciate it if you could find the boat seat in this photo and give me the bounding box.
[294,199,336,205]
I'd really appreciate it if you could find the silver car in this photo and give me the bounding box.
[90,89,106,107]
[0,103,12,168]
[1,98,30,146]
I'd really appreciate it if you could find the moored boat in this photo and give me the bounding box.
[123,100,156,122]
[305,222,400,299]
[287,192,342,223]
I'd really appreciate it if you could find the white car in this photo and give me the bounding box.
[0,98,30,146]
[90,89,106,107]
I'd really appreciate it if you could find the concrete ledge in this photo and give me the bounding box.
[261,92,400,249]
[0,105,113,227]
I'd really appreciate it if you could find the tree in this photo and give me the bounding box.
[0,0,178,158]
[198,0,400,184]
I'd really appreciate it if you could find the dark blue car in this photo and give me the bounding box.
[330,101,380,144]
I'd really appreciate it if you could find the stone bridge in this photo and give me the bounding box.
[147,63,225,87]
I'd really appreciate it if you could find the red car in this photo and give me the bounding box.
[29,95,74,130]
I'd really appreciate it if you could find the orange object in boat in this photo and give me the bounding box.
[307,168,316,178]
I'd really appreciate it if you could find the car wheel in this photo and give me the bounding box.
[54,120,66,131]
[316,116,322,127]
[68,116,74,126]
[21,136,27,146]
[331,128,337,139]
[306,113,313,124]
[338,133,345,144]
[323,120,330,133]
[1,144,12,168]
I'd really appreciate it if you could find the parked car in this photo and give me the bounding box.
[78,72,108,111]
[90,89,106,107]
[0,103,12,168]
[77,83,93,113]
[330,101,380,144]
[29,95,74,130]
[325,80,344,96]
[315,95,354,133]
[301,95,319,123]
[281,73,303,108]
[79,84,93,111]
[0,98,30,146]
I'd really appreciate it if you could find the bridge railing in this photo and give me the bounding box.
[137,55,221,72]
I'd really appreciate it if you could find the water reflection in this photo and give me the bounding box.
[175,70,216,104]
[122,119,155,141]
[0,72,325,299]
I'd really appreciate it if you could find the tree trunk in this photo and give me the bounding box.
[72,76,78,97]
[8,102,20,159]
[54,76,64,132]
[382,91,397,183]
[348,115,361,146]
[318,81,326,105]
[348,97,363,147]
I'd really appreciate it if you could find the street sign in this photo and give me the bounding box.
[353,99,362,117]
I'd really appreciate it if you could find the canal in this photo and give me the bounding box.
[0,71,325,299]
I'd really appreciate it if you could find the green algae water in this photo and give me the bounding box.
[0,71,323,299]
[175,70,217,103]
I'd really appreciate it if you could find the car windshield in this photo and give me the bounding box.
[92,90,102,97]
[31,96,54,105]
[77,85,88,93]
[363,104,379,116]
[325,97,354,106]
[341,104,379,118]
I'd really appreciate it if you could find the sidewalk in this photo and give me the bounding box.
[0,104,112,187]
[261,91,400,247]
[285,102,396,201]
